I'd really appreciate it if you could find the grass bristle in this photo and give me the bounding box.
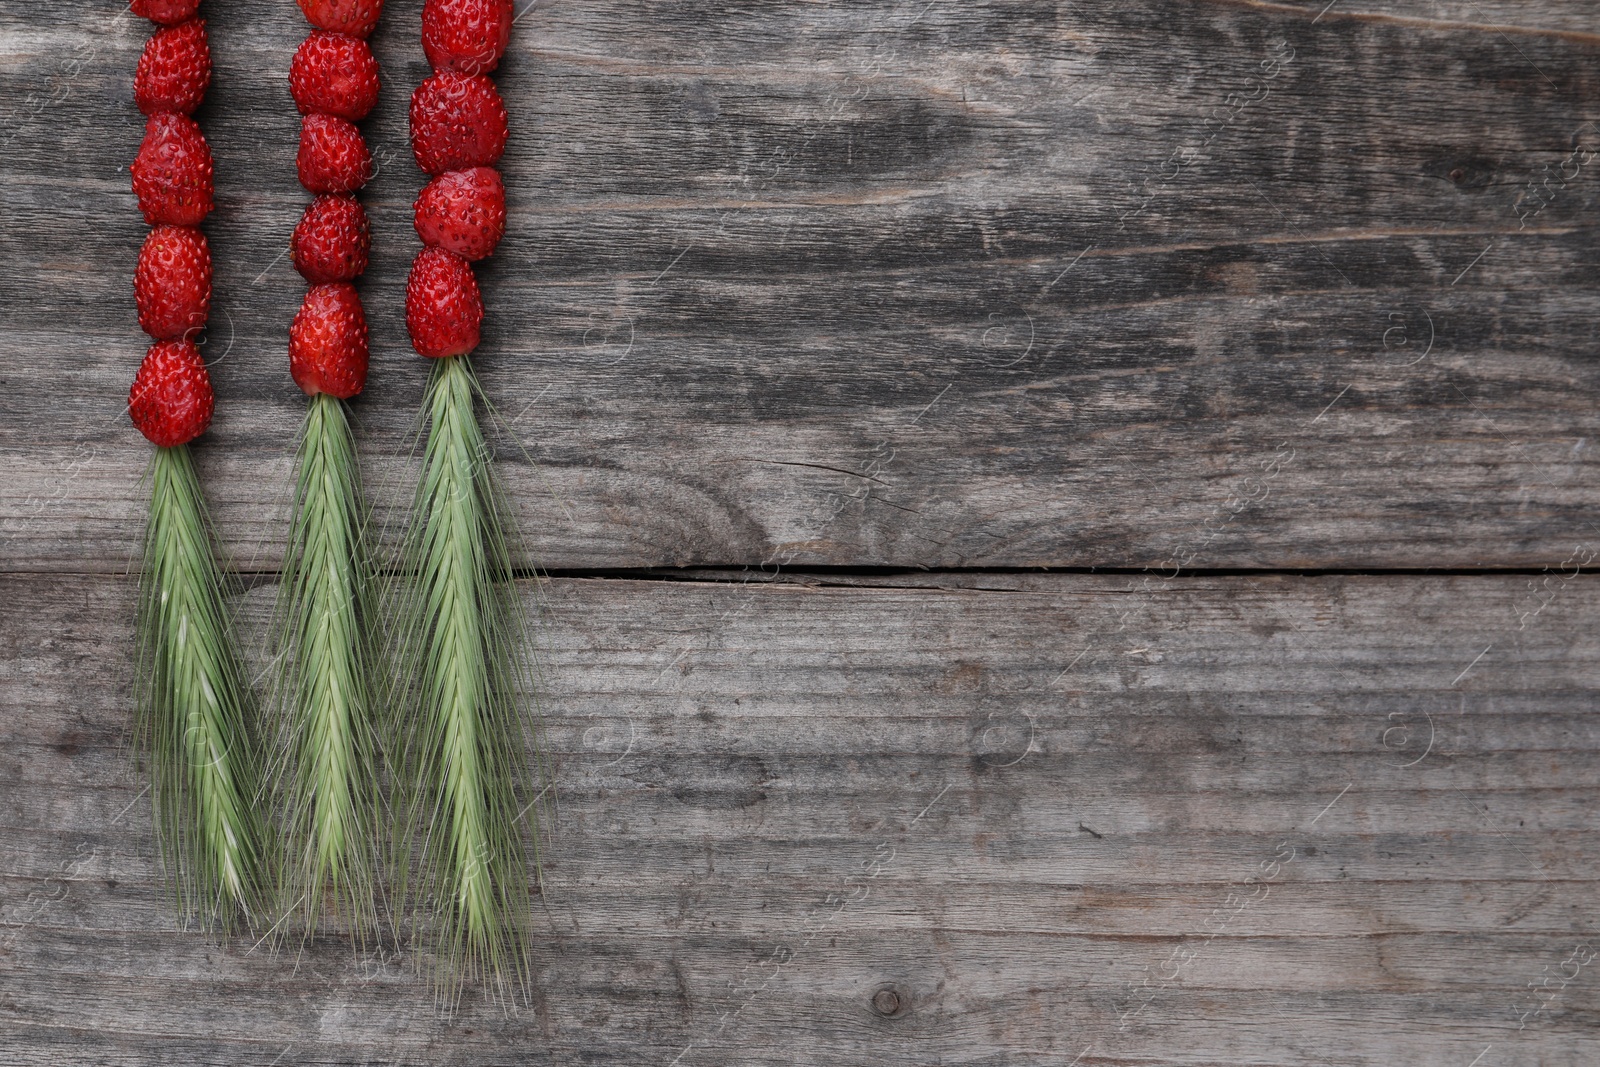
[387,354,540,1006]
[135,443,267,930]
[268,392,381,943]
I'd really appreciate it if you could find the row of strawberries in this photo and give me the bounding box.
[406,0,514,358]
[127,0,216,447]
[127,0,515,447]
[289,0,513,371]
[285,0,383,400]
[288,0,515,368]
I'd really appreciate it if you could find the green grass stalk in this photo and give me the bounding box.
[390,355,538,1004]
[270,392,380,941]
[135,443,266,929]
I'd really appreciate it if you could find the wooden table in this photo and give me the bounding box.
[2,1,1597,1063]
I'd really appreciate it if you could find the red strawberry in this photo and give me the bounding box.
[409,72,507,175]
[135,225,212,341]
[130,112,214,225]
[421,0,514,76]
[296,0,384,39]
[291,195,370,284]
[289,284,370,398]
[129,340,214,448]
[406,248,482,357]
[413,167,505,261]
[134,19,211,116]
[289,31,381,122]
[297,113,374,194]
[131,0,201,26]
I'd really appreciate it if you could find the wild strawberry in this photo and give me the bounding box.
[129,340,214,448]
[413,167,505,261]
[291,195,370,284]
[297,113,374,194]
[296,0,384,38]
[289,283,370,398]
[289,31,381,122]
[406,248,482,357]
[135,225,212,341]
[409,72,507,175]
[131,112,214,225]
[131,0,201,26]
[421,0,514,76]
[134,19,211,116]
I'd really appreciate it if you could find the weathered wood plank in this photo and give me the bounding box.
[1,571,1596,1065]
[2,0,1598,571]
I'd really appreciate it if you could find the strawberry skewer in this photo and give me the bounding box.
[390,0,539,1002]
[268,0,386,941]
[127,0,267,928]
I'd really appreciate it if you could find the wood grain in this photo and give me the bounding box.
[2,570,1597,1065]
[2,0,1598,571]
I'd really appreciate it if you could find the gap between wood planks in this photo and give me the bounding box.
[1225,0,1600,44]
[530,564,1600,579]
[160,563,1600,594]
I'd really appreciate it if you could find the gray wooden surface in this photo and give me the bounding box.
[2,0,1598,571]
[2,0,1599,1064]
[4,572,1600,1066]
